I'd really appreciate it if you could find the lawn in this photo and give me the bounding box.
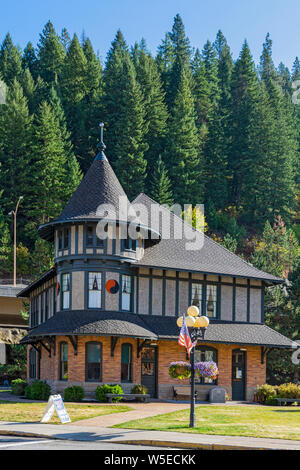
[0,400,132,424]
[114,405,300,441]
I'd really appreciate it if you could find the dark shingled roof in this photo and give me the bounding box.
[21,311,157,342]
[133,193,282,283]
[38,158,159,241]
[21,311,296,348]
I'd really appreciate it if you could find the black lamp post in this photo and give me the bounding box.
[177,305,210,428]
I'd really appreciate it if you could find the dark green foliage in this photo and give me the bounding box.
[25,380,51,400]
[95,384,124,403]
[37,21,66,83]
[11,379,27,396]
[64,385,85,402]
[0,33,23,85]
[149,155,173,206]
[131,384,148,394]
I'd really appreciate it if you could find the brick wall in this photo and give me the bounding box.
[27,337,266,400]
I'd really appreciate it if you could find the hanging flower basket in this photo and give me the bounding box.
[169,362,191,380]
[194,361,219,380]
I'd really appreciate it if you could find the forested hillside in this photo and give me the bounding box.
[0,14,300,382]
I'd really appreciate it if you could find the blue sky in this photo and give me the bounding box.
[0,0,299,69]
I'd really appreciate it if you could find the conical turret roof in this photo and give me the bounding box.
[38,125,160,241]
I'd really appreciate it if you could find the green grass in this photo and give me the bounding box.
[0,400,132,424]
[113,405,300,441]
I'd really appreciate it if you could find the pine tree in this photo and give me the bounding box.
[26,101,70,238]
[81,37,103,169]
[156,32,174,95]
[37,21,66,83]
[202,40,220,113]
[60,34,88,166]
[259,33,276,82]
[227,41,260,212]
[60,28,71,52]
[191,49,211,132]
[103,30,148,195]
[0,79,33,240]
[0,33,23,85]
[149,155,173,206]
[22,42,39,80]
[167,14,192,108]
[164,69,202,206]
[134,47,168,182]
[111,55,148,198]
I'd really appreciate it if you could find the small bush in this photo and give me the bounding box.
[95,384,123,403]
[255,384,278,403]
[265,396,278,406]
[24,380,51,400]
[277,383,300,399]
[131,384,148,395]
[11,379,27,396]
[64,386,85,402]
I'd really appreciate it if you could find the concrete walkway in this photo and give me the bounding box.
[0,421,299,450]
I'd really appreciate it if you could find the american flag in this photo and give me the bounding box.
[178,316,196,357]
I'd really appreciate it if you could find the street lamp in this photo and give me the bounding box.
[177,306,210,428]
[9,196,23,287]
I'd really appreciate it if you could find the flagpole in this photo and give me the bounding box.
[189,345,196,428]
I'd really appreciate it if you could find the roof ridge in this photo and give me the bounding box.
[134,193,281,282]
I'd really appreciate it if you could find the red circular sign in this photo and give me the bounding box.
[105,279,119,294]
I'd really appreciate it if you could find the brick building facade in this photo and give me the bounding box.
[19,131,295,401]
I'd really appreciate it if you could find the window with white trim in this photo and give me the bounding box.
[88,272,102,309]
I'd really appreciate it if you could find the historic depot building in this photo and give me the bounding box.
[19,134,296,401]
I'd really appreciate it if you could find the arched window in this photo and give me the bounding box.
[121,343,132,383]
[86,342,102,381]
[59,342,68,381]
[29,348,36,379]
[194,346,218,385]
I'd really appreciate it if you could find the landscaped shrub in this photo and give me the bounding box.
[277,383,300,399]
[255,384,278,403]
[11,379,27,396]
[131,384,148,395]
[24,380,51,400]
[95,384,123,403]
[64,386,85,402]
[265,396,278,406]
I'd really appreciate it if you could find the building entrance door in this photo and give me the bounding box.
[232,349,246,401]
[141,346,157,398]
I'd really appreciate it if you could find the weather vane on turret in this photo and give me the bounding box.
[95,122,107,161]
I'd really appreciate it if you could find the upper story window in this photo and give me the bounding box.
[191,283,203,314]
[62,273,70,310]
[88,272,102,309]
[195,346,218,385]
[121,275,132,311]
[86,225,104,248]
[45,290,49,321]
[58,228,70,251]
[191,283,218,318]
[122,238,137,253]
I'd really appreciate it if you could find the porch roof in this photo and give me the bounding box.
[20,311,296,349]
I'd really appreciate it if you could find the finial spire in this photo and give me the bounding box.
[95,122,107,161]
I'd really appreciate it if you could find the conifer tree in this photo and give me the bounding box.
[103,31,148,196]
[134,46,168,182]
[0,33,23,85]
[227,41,260,212]
[26,101,70,238]
[149,155,174,206]
[37,21,66,83]
[167,14,192,108]
[60,34,88,166]
[0,80,32,232]
[22,42,39,80]
[164,69,202,206]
